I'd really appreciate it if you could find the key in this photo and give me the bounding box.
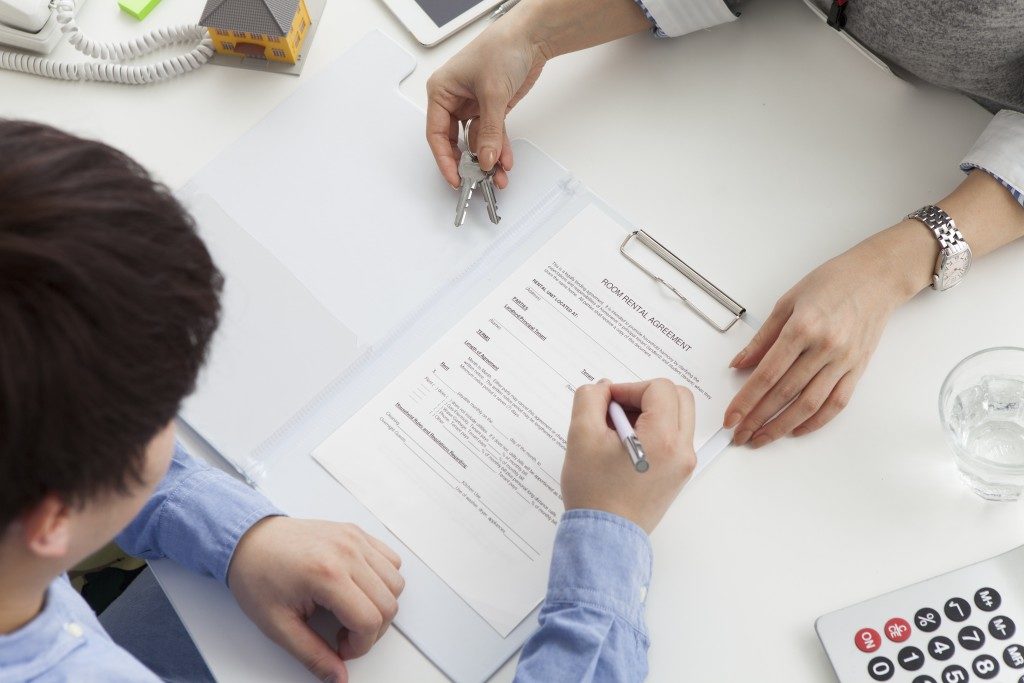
[479,172,501,224]
[453,118,501,227]
[454,177,474,228]
[455,152,486,227]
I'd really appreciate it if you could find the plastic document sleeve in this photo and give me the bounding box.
[175,30,751,683]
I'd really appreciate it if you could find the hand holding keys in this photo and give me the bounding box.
[454,120,501,228]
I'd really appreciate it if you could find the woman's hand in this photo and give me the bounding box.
[426,20,546,190]
[725,168,1024,448]
[724,241,908,448]
[425,0,653,189]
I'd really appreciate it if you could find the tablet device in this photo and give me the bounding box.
[379,0,499,46]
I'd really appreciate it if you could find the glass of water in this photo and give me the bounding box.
[939,347,1024,501]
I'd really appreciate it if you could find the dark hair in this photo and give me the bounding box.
[0,120,222,529]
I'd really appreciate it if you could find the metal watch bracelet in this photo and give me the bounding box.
[906,205,972,291]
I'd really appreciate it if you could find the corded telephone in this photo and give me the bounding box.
[0,0,78,52]
[0,0,211,83]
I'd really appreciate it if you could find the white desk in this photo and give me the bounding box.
[3,0,1022,680]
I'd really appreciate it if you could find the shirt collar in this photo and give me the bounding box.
[0,578,85,679]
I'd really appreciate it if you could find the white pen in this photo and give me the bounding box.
[489,0,522,20]
[608,400,649,473]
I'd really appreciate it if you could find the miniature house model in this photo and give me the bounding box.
[199,0,311,64]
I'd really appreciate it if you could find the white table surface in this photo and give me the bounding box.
[3,0,1023,681]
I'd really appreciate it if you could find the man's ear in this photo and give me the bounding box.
[20,494,72,559]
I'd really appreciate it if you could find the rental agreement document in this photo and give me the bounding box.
[313,205,754,636]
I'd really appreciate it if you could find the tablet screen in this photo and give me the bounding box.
[417,0,484,26]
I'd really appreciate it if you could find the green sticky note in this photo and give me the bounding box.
[118,0,162,20]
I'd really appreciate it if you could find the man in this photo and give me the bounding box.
[0,120,402,683]
[0,118,699,682]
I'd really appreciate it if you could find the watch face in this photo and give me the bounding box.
[939,249,971,289]
[947,251,971,276]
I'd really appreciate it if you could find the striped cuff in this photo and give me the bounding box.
[633,0,669,38]
[960,109,1024,209]
[960,163,1024,208]
[633,0,737,39]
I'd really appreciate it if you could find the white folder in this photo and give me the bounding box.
[176,30,749,682]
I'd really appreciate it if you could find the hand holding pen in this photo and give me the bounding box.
[561,379,697,534]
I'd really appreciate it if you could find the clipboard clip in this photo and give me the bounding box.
[619,230,746,333]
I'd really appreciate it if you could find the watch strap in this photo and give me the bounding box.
[907,205,966,249]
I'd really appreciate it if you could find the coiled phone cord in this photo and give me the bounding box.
[0,0,212,84]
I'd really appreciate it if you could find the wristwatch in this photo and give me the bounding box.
[907,205,972,291]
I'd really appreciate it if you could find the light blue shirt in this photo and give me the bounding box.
[0,446,652,682]
[515,509,654,683]
[0,444,281,682]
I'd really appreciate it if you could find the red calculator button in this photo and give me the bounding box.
[856,627,882,653]
[885,617,912,643]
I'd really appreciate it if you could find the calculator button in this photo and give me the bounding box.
[885,617,912,642]
[856,627,882,653]
[929,635,956,661]
[945,597,972,622]
[990,615,1016,640]
[972,653,999,679]
[898,645,925,671]
[957,625,986,650]
[868,656,895,681]
[913,677,938,683]
[941,664,969,683]
[916,607,942,632]
[974,587,1001,612]
[1004,644,1024,668]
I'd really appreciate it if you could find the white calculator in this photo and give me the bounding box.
[817,544,1024,682]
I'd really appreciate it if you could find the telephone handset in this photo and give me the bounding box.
[0,0,212,83]
[0,0,53,35]
[0,0,68,52]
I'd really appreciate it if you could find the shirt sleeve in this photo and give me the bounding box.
[633,0,738,38]
[116,443,283,585]
[959,109,1024,208]
[514,509,653,683]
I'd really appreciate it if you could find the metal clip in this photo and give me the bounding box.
[619,230,745,333]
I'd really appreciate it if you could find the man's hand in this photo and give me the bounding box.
[227,517,404,683]
[562,379,696,533]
